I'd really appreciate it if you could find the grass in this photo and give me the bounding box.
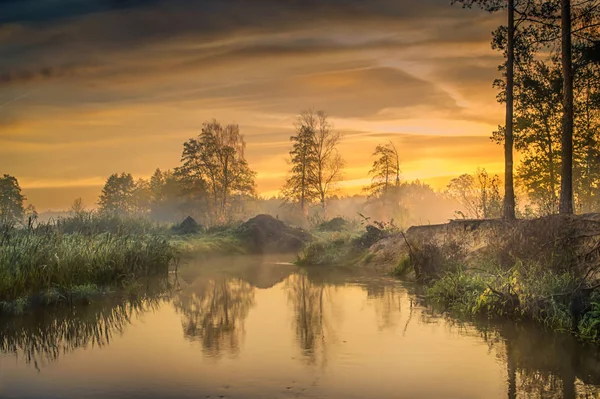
[417,253,600,342]
[297,222,392,266]
[170,231,247,257]
[391,256,412,277]
[296,232,360,266]
[0,214,177,314]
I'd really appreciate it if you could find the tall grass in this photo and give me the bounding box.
[0,214,176,313]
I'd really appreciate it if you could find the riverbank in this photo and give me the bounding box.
[294,215,600,344]
[0,213,311,315]
[0,214,177,314]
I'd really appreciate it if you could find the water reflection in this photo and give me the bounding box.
[420,307,600,398]
[285,271,338,366]
[172,277,255,358]
[0,296,162,370]
[0,261,599,399]
[364,282,404,331]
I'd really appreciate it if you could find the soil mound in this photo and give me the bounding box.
[236,214,311,253]
[172,216,201,235]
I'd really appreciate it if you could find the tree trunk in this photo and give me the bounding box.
[560,0,574,214]
[504,0,517,220]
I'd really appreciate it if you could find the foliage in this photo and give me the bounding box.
[296,234,358,266]
[98,173,137,215]
[392,256,412,277]
[446,168,502,219]
[282,110,344,218]
[578,293,600,341]
[55,211,162,236]
[364,142,400,199]
[315,217,350,232]
[0,215,176,313]
[0,174,25,224]
[178,120,257,225]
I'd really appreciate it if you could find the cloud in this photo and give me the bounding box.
[0,0,509,210]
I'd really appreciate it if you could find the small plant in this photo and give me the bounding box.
[578,294,600,341]
[392,256,412,277]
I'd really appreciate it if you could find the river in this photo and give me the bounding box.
[1,255,599,399]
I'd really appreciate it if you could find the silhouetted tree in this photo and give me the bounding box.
[446,168,502,219]
[98,173,136,215]
[179,120,256,224]
[364,142,401,209]
[560,0,575,214]
[452,0,520,220]
[282,121,319,217]
[282,110,344,219]
[0,174,25,223]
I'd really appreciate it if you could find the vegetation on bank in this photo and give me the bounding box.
[0,214,176,315]
[405,216,600,344]
[296,218,394,266]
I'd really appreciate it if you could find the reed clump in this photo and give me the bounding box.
[0,214,176,313]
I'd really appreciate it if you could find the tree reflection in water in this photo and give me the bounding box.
[172,277,255,358]
[284,271,339,367]
[419,306,600,399]
[0,296,163,371]
[363,281,404,331]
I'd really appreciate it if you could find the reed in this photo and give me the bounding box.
[0,214,176,313]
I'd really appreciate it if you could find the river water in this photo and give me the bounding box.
[1,255,600,399]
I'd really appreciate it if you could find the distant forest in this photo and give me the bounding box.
[3,0,600,227]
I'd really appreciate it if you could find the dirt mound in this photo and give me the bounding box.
[236,214,311,254]
[172,216,201,235]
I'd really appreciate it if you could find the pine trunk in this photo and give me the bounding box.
[560,0,574,214]
[504,0,516,220]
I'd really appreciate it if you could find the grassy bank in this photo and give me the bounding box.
[405,216,600,344]
[0,214,176,314]
[296,221,392,266]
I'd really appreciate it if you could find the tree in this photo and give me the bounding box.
[494,60,563,215]
[364,142,401,220]
[132,178,152,214]
[24,204,38,223]
[98,173,136,215]
[446,169,502,219]
[282,110,344,219]
[179,120,256,224]
[365,142,401,200]
[0,174,25,223]
[282,123,319,217]
[452,0,521,220]
[560,0,574,214]
[70,197,87,215]
[305,110,344,215]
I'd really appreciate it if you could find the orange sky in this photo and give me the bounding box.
[0,0,508,211]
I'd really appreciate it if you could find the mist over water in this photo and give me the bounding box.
[1,255,598,399]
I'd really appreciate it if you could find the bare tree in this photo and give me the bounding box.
[303,110,344,216]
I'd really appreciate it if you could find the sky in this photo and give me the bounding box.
[0,0,508,211]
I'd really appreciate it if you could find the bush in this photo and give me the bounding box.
[316,217,349,232]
